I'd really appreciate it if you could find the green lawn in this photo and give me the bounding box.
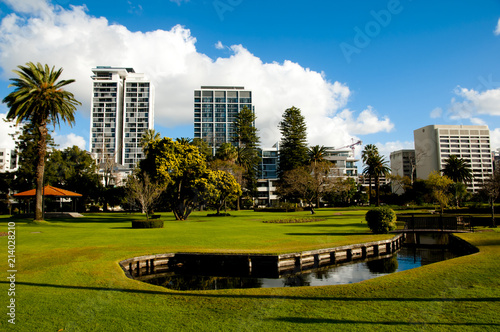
[0,209,499,331]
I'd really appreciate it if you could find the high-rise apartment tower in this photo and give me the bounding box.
[90,66,154,173]
[194,86,253,154]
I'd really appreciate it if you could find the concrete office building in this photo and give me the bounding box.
[414,125,492,192]
[194,86,253,154]
[90,66,154,175]
[0,148,17,173]
[390,149,416,194]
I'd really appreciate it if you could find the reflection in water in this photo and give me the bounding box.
[142,246,464,291]
[366,256,398,274]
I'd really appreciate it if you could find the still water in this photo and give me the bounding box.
[144,246,464,291]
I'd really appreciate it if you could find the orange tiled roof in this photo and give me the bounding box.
[13,185,82,197]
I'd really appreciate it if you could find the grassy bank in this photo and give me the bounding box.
[0,209,499,331]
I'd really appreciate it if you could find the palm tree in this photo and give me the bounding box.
[140,129,160,153]
[308,145,327,165]
[371,154,391,206]
[361,144,379,205]
[215,143,237,163]
[442,155,473,207]
[3,62,80,221]
[442,155,473,184]
[175,137,192,145]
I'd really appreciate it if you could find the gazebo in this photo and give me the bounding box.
[13,185,82,214]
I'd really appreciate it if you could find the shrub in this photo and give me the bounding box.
[131,219,164,229]
[88,205,101,212]
[365,207,397,234]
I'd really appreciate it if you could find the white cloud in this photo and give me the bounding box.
[0,4,393,149]
[0,113,20,150]
[447,87,500,120]
[430,107,442,119]
[495,18,500,35]
[336,107,394,135]
[215,41,224,50]
[0,0,53,16]
[470,117,486,125]
[490,128,500,151]
[373,140,414,162]
[54,133,86,150]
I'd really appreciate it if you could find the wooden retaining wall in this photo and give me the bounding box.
[119,233,405,280]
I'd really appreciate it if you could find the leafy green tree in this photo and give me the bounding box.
[11,121,57,192]
[3,62,80,221]
[140,137,210,220]
[365,206,397,234]
[278,106,308,179]
[205,170,242,215]
[326,177,357,206]
[191,138,213,162]
[426,171,454,214]
[45,145,102,211]
[482,168,500,228]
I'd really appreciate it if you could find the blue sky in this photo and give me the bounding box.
[0,0,500,160]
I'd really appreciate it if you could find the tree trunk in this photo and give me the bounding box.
[368,175,372,205]
[35,124,48,221]
[491,198,496,228]
[375,176,380,207]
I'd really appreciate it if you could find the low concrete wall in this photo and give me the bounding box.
[119,234,405,280]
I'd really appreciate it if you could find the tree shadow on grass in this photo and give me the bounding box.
[269,317,500,328]
[283,222,373,236]
[4,281,500,304]
[285,232,374,236]
[283,223,368,228]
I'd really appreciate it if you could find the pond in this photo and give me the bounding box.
[141,244,468,291]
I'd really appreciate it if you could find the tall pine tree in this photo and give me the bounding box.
[278,106,309,180]
[233,106,260,205]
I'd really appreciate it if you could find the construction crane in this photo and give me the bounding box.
[336,139,363,155]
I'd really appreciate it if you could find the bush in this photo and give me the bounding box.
[131,219,164,229]
[365,207,397,234]
[88,205,101,212]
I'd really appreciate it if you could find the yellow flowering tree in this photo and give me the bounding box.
[140,137,210,220]
[206,170,242,215]
[426,170,453,214]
